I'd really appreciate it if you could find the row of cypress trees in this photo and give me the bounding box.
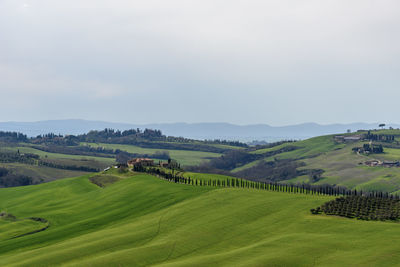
[133,165,399,199]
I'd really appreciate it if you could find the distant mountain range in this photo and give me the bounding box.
[0,120,398,142]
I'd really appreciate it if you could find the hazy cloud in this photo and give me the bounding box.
[0,0,399,124]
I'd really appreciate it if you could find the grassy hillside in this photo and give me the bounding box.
[2,146,115,165]
[0,133,224,187]
[1,171,400,266]
[181,171,238,182]
[83,142,221,166]
[0,162,91,184]
[229,130,400,193]
[287,138,400,193]
[251,135,345,160]
[0,144,114,186]
[291,144,400,191]
[0,216,46,241]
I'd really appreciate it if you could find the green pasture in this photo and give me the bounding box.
[231,160,262,173]
[0,218,45,241]
[250,135,345,159]
[181,172,238,182]
[286,144,400,192]
[266,135,345,160]
[1,172,400,266]
[0,144,114,183]
[235,133,400,192]
[206,143,245,150]
[241,135,347,173]
[378,148,400,161]
[250,142,292,155]
[148,141,244,151]
[0,163,90,184]
[82,142,221,166]
[230,135,346,173]
[4,146,115,166]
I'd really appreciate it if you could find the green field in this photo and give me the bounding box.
[0,162,91,184]
[0,218,46,242]
[292,144,400,191]
[254,135,345,160]
[0,145,115,184]
[5,145,115,166]
[231,159,262,173]
[181,171,239,182]
[1,171,400,266]
[234,132,400,192]
[82,142,221,166]
[206,143,245,150]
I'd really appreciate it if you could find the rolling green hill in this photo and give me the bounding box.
[1,171,400,266]
[0,137,222,187]
[82,142,221,166]
[0,145,114,186]
[226,130,400,193]
[0,128,245,188]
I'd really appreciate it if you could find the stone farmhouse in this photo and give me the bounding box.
[127,158,154,167]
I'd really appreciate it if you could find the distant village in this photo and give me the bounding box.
[103,157,180,172]
[352,143,383,155]
[127,157,180,168]
[335,129,398,144]
[335,131,400,168]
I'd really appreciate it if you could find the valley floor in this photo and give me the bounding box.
[1,172,400,266]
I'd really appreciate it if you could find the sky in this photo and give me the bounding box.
[0,0,399,126]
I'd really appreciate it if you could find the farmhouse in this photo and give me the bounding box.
[364,160,381,167]
[353,143,384,155]
[364,160,400,167]
[335,135,362,142]
[344,135,362,141]
[160,162,169,168]
[159,159,180,169]
[127,158,154,167]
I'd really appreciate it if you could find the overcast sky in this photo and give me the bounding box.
[0,0,399,126]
